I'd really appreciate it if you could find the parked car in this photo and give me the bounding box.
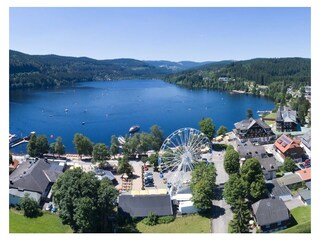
[304,159,311,168]
[144,175,153,180]
[144,172,153,177]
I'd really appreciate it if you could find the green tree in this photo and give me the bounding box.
[50,142,56,156]
[226,145,234,151]
[217,125,228,136]
[148,153,159,167]
[27,133,37,157]
[92,143,109,166]
[281,157,296,173]
[150,125,164,151]
[9,152,13,165]
[36,135,49,157]
[223,174,247,208]
[139,132,152,153]
[250,178,267,200]
[52,168,118,233]
[19,193,40,218]
[224,149,240,175]
[110,135,120,157]
[73,133,93,159]
[230,199,251,233]
[97,179,119,230]
[198,118,215,140]
[74,197,98,233]
[143,212,158,226]
[55,136,66,158]
[240,158,266,200]
[246,108,253,119]
[117,155,133,175]
[191,162,216,212]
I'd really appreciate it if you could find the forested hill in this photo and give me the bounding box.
[165,58,311,101]
[10,50,171,89]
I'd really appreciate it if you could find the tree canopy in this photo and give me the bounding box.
[198,118,215,140]
[223,149,240,175]
[191,162,217,212]
[281,157,296,173]
[217,125,228,136]
[229,199,251,233]
[19,193,41,218]
[240,158,267,200]
[92,143,109,166]
[52,168,118,232]
[110,135,120,156]
[223,174,247,208]
[73,133,93,158]
[150,125,164,151]
[55,136,66,157]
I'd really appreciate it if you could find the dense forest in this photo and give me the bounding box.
[9,50,171,89]
[9,50,218,89]
[165,58,311,103]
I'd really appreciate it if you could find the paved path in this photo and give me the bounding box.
[210,149,233,233]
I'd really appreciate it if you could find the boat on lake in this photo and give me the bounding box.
[129,125,140,134]
[118,136,126,145]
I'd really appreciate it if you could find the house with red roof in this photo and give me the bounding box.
[295,168,311,182]
[274,134,305,162]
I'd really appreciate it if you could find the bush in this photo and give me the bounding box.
[142,212,158,226]
[158,216,175,224]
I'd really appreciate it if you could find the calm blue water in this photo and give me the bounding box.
[10,79,274,153]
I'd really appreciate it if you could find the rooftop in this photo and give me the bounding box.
[298,189,311,201]
[252,198,290,226]
[274,134,302,154]
[118,193,173,218]
[9,158,64,194]
[295,168,311,181]
[276,173,302,186]
[266,179,291,198]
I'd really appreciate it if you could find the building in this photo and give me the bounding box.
[298,189,311,206]
[171,185,198,214]
[298,130,311,159]
[276,106,300,132]
[234,118,276,143]
[9,158,65,206]
[252,198,290,232]
[276,173,303,190]
[266,179,292,202]
[274,134,305,162]
[118,192,173,218]
[236,140,278,180]
[295,168,311,182]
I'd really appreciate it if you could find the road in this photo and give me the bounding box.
[210,149,233,233]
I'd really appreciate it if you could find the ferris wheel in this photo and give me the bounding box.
[158,127,211,196]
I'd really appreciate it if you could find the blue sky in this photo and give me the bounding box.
[10,7,310,62]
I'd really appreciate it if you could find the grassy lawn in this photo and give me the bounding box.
[136,214,211,233]
[264,112,276,119]
[280,205,311,233]
[10,209,73,233]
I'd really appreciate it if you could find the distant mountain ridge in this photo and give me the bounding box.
[10,50,232,89]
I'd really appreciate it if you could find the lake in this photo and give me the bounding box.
[9,79,274,153]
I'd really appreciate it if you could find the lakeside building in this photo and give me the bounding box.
[9,158,65,205]
[276,106,300,132]
[233,118,276,144]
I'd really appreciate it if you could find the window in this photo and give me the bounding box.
[277,221,282,226]
[265,224,270,229]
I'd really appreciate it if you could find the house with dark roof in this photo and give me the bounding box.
[298,189,311,206]
[274,134,305,162]
[266,179,292,202]
[234,118,276,143]
[236,140,278,180]
[276,106,300,132]
[298,130,311,158]
[9,158,65,205]
[251,198,290,232]
[118,193,173,218]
